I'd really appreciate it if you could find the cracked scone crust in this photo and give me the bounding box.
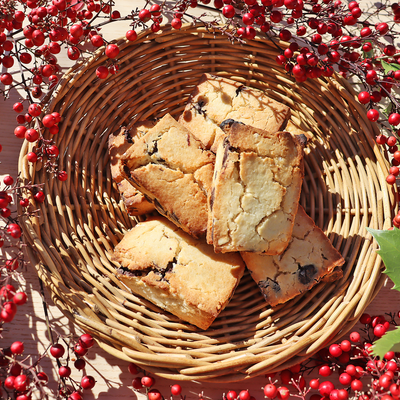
[108,122,156,215]
[208,120,304,254]
[241,206,345,307]
[112,217,245,330]
[121,113,215,238]
[179,73,291,150]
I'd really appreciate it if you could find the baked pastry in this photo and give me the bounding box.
[179,73,291,151]
[208,119,305,254]
[108,122,156,215]
[121,113,215,238]
[112,217,245,330]
[241,205,345,307]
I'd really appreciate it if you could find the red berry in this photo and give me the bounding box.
[70,23,84,38]
[79,333,94,348]
[14,374,29,392]
[222,5,235,18]
[227,391,238,400]
[376,22,389,35]
[0,284,16,300]
[367,109,379,122]
[276,387,289,400]
[239,390,251,400]
[360,313,371,324]
[59,365,71,378]
[264,383,278,398]
[389,113,400,126]
[339,372,352,385]
[42,114,56,128]
[358,91,370,104]
[90,34,104,47]
[132,377,143,389]
[319,364,332,377]
[13,292,27,305]
[3,175,14,186]
[25,129,39,142]
[340,339,351,352]
[81,375,96,390]
[141,376,155,388]
[27,152,38,163]
[4,375,15,390]
[1,73,13,85]
[105,44,119,59]
[10,341,24,354]
[386,174,396,185]
[171,384,182,396]
[351,379,363,391]
[329,344,342,357]
[74,358,86,370]
[67,46,80,60]
[50,343,65,358]
[74,343,88,357]
[148,389,162,400]
[13,103,24,113]
[69,391,83,400]
[126,30,137,41]
[319,381,335,397]
[374,323,387,337]
[349,331,360,342]
[139,9,151,21]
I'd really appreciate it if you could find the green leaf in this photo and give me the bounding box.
[381,59,400,74]
[362,50,374,59]
[373,327,400,358]
[382,103,393,118]
[367,227,400,290]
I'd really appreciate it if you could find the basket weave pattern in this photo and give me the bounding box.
[18,25,396,382]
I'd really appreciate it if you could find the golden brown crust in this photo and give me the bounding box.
[121,114,215,237]
[241,205,344,307]
[179,73,291,150]
[112,217,245,330]
[108,122,156,216]
[208,121,305,254]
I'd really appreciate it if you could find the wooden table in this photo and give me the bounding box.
[1,2,400,398]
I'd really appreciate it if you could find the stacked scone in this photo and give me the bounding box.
[110,73,345,330]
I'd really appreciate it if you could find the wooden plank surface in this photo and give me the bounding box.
[1,2,400,399]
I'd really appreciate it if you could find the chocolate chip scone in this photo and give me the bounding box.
[208,120,305,254]
[112,217,245,330]
[179,73,291,151]
[121,113,215,238]
[241,205,345,307]
[108,122,156,215]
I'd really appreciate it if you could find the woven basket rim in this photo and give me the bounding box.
[17,24,396,382]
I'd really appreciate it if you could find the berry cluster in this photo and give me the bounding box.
[0,332,96,400]
[125,313,400,400]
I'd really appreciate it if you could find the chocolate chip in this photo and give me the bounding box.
[219,119,237,131]
[123,129,134,144]
[222,138,231,166]
[258,278,281,293]
[147,140,158,156]
[297,264,317,285]
[235,85,245,96]
[209,187,215,211]
[297,133,308,147]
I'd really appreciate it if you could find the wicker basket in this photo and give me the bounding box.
[18,24,396,382]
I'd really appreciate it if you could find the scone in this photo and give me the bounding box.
[208,119,305,254]
[179,73,291,151]
[108,122,156,215]
[241,206,345,307]
[121,113,215,238]
[112,217,245,330]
